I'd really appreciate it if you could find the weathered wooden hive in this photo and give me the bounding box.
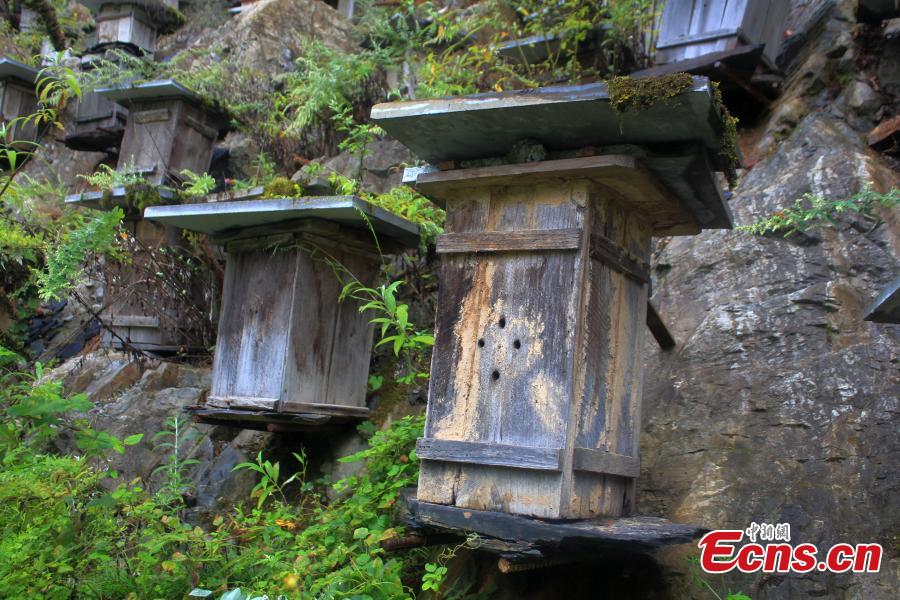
[371,77,735,520]
[145,195,420,428]
[64,55,129,153]
[64,186,213,353]
[98,80,228,186]
[655,0,789,68]
[82,0,183,54]
[0,57,40,163]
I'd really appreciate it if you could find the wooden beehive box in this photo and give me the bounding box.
[0,57,39,163]
[82,0,182,54]
[655,0,790,68]
[372,78,734,519]
[65,56,128,152]
[145,196,420,422]
[97,80,228,187]
[65,186,212,353]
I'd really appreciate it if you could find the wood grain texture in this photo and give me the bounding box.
[436,228,581,254]
[118,98,220,186]
[589,232,651,284]
[419,173,652,520]
[417,439,563,471]
[413,155,694,236]
[405,495,709,556]
[209,224,381,418]
[572,448,640,478]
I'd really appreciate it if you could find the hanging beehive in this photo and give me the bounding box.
[144,195,420,427]
[655,0,790,68]
[64,55,129,153]
[97,79,228,186]
[371,76,735,520]
[65,186,213,353]
[82,0,183,54]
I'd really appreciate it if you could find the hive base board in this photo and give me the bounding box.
[187,406,368,432]
[399,492,708,562]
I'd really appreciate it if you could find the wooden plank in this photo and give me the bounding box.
[589,233,651,284]
[572,448,640,478]
[185,114,218,140]
[209,247,296,403]
[208,395,279,411]
[133,108,170,124]
[277,401,370,418]
[416,439,563,471]
[420,181,587,518]
[406,496,709,553]
[436,228,582,254]
[646,301,676,349]
[110,315,160,328]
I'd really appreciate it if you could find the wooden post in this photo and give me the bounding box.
[371,77,734,520]
[97,80,227,187]
[144,196,420,422]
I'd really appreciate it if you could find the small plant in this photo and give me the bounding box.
[339,278,434,384]
[232,450,308,509]
[180,169,217,197]
[34,207,125,301]
[688,556,752,600]
[77,163,145,190]
[740,186,899,236]
[151,415,201,508]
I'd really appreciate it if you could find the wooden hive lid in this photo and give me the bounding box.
[144,196,421,249]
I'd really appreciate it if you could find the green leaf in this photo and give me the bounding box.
[123,433,144,446]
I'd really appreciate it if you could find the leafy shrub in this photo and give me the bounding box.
[740,186,899,236]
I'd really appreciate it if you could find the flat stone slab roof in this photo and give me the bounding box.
[97,79,203,105]
[144,196,420,247]
[371,76,731,170]
[65,186,178,211]
[0,57,38,85]
[372,77,734,231]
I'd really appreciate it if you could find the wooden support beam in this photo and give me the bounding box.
[416,439,563,471]
[436,228,582,254]
[572,448,640,478]
[645,301,676,349]
[589,233,651,284]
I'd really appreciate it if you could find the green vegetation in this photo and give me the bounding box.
[740,186,899,236]
[0,345,428,597]
[607,72,695,112]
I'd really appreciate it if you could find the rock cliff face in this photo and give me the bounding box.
[638,2,900,598]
